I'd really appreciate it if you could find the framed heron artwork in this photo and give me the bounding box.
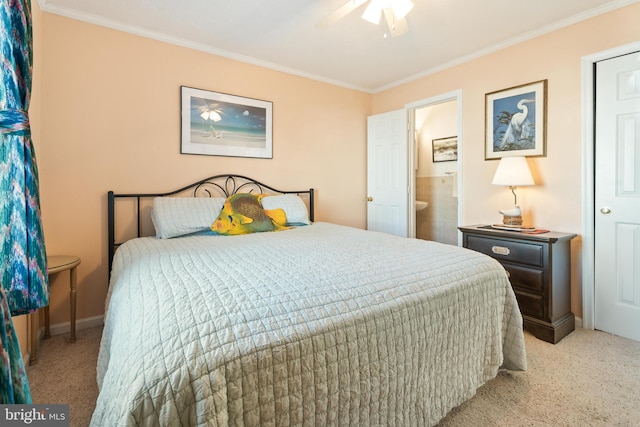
[485,80,547,160]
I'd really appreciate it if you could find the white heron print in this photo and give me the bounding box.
[493,91,537,151]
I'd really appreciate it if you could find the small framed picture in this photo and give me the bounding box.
[432,136,458,162]
[485,80,547,160]
[181,86,273,158]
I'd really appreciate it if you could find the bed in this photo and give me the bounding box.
[93,174,526,426]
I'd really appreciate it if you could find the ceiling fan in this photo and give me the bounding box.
[317,0,415,38]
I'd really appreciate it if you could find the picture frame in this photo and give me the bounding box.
[485,79,547,160]
[181,86,273,158]
[432,136,458,162]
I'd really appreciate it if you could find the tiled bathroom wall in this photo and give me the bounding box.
[416,175,458,245]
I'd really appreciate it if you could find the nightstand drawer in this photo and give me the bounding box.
[514,290,545,318]
[466,235,543,267]
[503,264,544,293]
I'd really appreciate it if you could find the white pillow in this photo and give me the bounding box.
[151,197,226,239]
[261,194,311,225]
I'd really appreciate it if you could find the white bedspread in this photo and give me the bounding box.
[92,222,526,426]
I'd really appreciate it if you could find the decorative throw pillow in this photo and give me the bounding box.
[211,193,289,235]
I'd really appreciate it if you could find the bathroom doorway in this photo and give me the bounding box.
[411,96,460,245]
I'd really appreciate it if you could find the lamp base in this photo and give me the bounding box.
[502,215,523,226]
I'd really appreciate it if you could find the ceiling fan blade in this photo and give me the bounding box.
[316,0,369,29]
[383,8,409,37]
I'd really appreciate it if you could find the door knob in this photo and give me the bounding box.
[600,207,612,215]
[367,196,373,202]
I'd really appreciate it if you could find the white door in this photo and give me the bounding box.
[367,109,409,237]
[594,51,640,341]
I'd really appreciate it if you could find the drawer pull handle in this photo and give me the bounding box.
[492,245,510,256]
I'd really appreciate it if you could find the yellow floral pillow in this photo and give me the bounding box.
[211,193,288,235]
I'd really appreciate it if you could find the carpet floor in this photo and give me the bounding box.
[27,326,640,426]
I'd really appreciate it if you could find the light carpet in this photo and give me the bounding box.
[27,326,640,426]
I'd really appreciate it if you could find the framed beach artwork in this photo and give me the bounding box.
[485,80,547,160]
[181,86,273,158]
[432,136,458,162]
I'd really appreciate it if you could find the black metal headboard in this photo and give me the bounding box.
[107,174,314,276]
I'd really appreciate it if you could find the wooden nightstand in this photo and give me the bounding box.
[459,225,576,344]
[30,255,81,365]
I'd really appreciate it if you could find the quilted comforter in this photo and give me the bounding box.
[92,222,526,426]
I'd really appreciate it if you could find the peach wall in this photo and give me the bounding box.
[35,12,371,326]
[415,101,457,177]
[372,3,640,318]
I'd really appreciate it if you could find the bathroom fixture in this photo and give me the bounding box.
[416,201,429,211]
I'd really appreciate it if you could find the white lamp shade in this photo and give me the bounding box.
[492,156,535,186]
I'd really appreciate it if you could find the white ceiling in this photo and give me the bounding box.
[39,0,636,93]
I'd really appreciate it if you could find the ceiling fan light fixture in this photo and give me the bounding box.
[361,0,383,24]
[391,0,413,20]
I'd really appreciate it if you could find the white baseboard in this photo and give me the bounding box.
[27,315,104,366]
[575,316,583,329]
[47,315,104,337]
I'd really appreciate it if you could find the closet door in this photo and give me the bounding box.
[594,51,640,341]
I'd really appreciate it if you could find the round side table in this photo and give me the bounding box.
[45,255,81,342]
[30,255,81,365]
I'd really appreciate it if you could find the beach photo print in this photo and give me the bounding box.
[181,86,273,158]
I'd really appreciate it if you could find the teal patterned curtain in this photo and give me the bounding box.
[0,286,31,403]
[0,0,48,404]
[0,0,48,314]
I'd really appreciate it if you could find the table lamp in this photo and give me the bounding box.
[491,156,535,226]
